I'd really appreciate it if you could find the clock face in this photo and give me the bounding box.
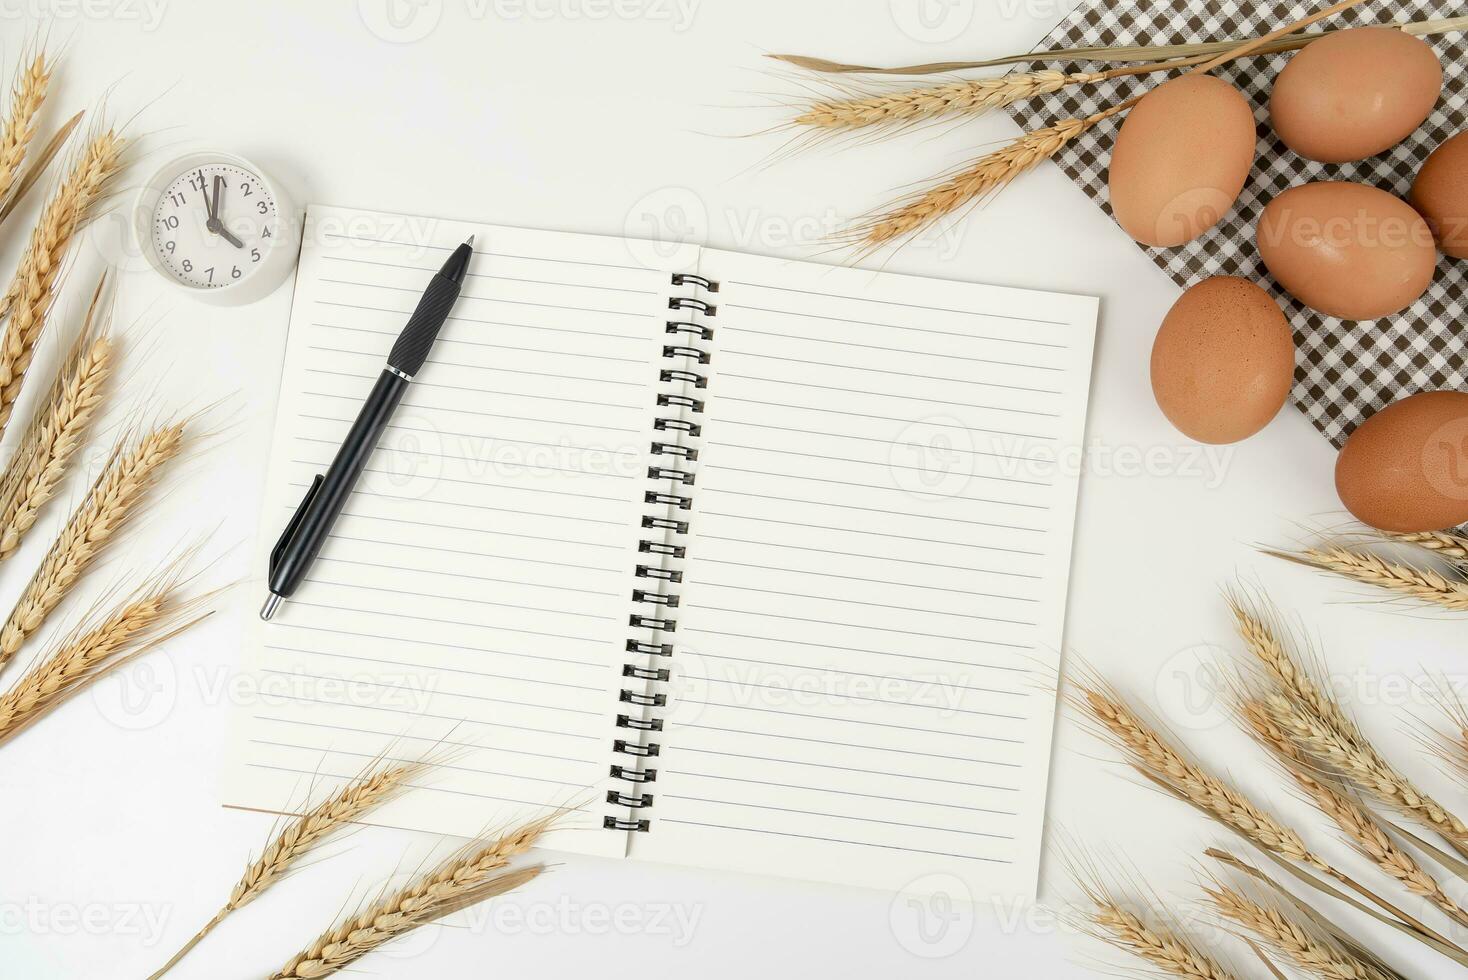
[150,163,280,290]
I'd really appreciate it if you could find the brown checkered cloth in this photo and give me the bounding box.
[1005,0,1467,448]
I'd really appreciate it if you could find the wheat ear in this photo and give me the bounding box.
[147,759,424,980]
[270,815,555,980]
[1229,595,1364,749]
[1085,900,1241,980]
[1262,692,1468,850]
[1390,530,1468,563]
[849,113,1106,249]
[1075,682,1326,869]
[0,129,125,440]
[0,52,49,208]
[1266,545,1468,611]
[1205,884,1395,980]
[770,14,1468,74]
[1241,700,1468,935]
[0,572,207,744]
[795,70,1105,129]
[1233,596,1468,846]
[0,420,186,672]
[851,0,1368,248]
[0,274,114,564]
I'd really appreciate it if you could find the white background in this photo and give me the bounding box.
[0,1,1463,978]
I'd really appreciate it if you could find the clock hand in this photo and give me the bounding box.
[200,170,215,222]
[205,175,245,248]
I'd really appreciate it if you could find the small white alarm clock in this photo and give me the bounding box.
[132,151,301,305]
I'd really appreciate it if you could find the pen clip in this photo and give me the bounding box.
[271,474,325,576]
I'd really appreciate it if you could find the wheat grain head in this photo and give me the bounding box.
[0,273,114,565]
[1205,882,1395,980]
[0,419,186,670]
[0,52,50,207]
[0,127,126,438]
[270,815,557,979]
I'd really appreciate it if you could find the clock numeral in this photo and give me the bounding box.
[256,200,269,215]
[189,174,207,193]
[250,248,261,263]
[168,192,186,207]
[241,182,252,197]
[164,241,175,253]
[262,226,273,239]
[204,266,216,284]
[161,215,179,230]
[182,259,193,272]
[231,265,242,280]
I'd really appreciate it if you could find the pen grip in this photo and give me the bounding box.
[388,273,460,377]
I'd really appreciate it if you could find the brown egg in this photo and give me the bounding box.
[1256,181,1437,320]
[1150,277,1295,444]
[1109,75,1256,247]
[1336,391,1468,532]
[1411,130,1468,259]
[1270,27,1442,163]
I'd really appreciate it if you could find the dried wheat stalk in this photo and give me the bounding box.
[1264,692,1468,850]
[1076,681,1327,869]
[0,420,186,673]
[0,571,207,744]
[1229,596,1362,748]
[848,113,1104,249]
[0,109,82,230]
[1085,900,1241,980]
[0,273,113,564]
[1232,599,1468,850]
[270,814,556,980]
[1267,545,1468,611]
[769,14,1468,74]
[0,53,50,209]
[1075,677,1445,935]
[1241,700,1468,934]
[1391,530,1468,564]
[0,128,126,440]
[147,759,425,980]
[794,70,1104,130]
[851,0,1368,248]
[1068,864,1243,980]
[1207,883,1395,980]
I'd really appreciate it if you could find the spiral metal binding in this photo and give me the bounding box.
[603,271,717,834]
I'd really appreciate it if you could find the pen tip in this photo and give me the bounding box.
[464,234,475,247]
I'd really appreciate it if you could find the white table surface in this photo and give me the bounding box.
[2,2,1462,977]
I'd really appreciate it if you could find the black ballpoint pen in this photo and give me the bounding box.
[260,236,475,620]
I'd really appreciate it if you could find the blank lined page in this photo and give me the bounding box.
[225,205,678,857]
[635,250,1097,895]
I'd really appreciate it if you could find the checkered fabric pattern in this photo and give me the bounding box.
[1005,0,1467,448]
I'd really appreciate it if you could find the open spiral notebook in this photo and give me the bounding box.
[224,204,1099,900]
